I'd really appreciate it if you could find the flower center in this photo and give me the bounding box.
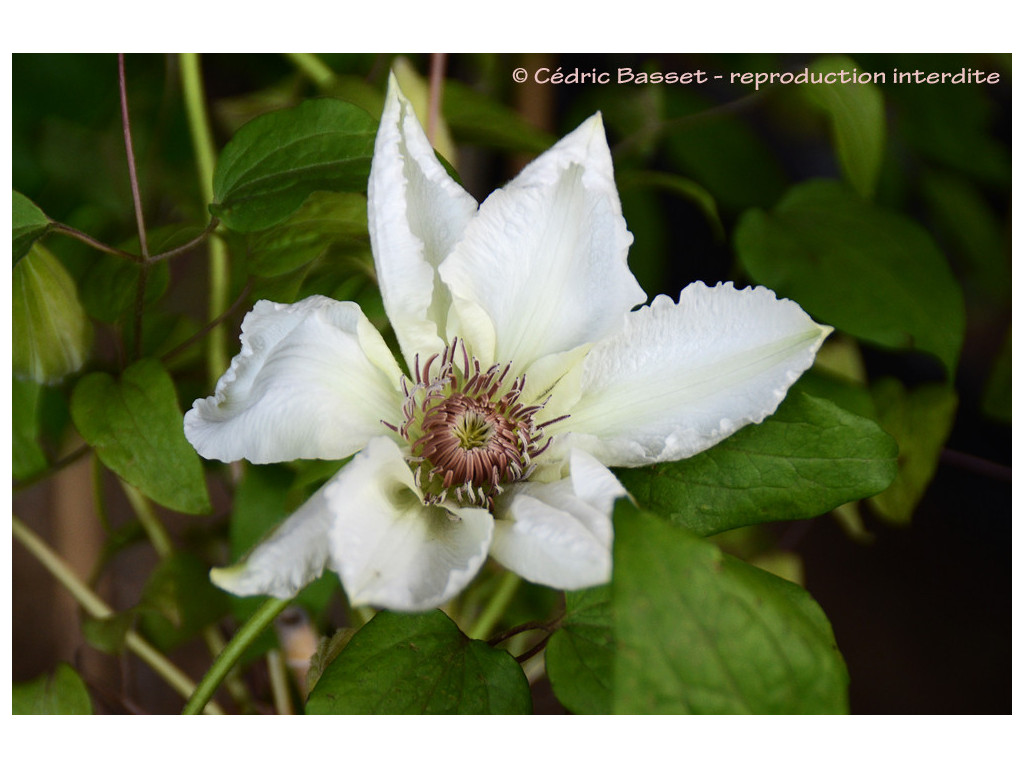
[385,340,566,508]
[451,408,493,450]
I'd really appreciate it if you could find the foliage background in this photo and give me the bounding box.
[12,52,1010,713]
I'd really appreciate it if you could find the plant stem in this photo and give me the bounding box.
[182,597,290,715]
[12,516,224,714]
[118,53,151,360]
[48,222,141,261]
[47,218,217,264]
[120,480,173,558]
[148,217,220,262]
[284,52,336,87]
[160,278,253,364]
[118,479,253,709]
[427,53,447,147]
[267,649,294,715]
[180,52,229,387]
[468,571,521,640]
[12,444,91,491]
[118,54,151,260]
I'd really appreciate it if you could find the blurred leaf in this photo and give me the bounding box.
[546,585,613,715]
[131,312,202,370]
[832,502,876,544]
[812,335,867,383]
[981,329,1011,423]
[886,54,1009,186]
[920,169,1009,306]
[79,253,169,324]
[617,185,668,297]
[867,379,958,526]
[747,550,805,586]
[231,464,296,559]
[618,170,723,240]
[13,377,48,480]
[227,464,340,626]
[138,552,231,651]
[37,384,72,455]
[246,190,367,277]
[13,190,52,263]
[662,89,787,212]
[613,507,848,713]
[13,243,92,383]
[82,611,135,654]
[594,82,665,162]
[320,75,385,119]
[736,179,966,376]
[301,250,384,323]
[802,55,886,197]
[617,392,897,537]
[306,610,531,714]
[70,359,211,515]
[211,99,376,233]
[443,79,555,154]
[212,80,304,136]
[12,663,93,714]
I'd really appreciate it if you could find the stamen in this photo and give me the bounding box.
[395,339,569,510]
[537,413,572,430]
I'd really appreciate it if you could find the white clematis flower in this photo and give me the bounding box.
[184,76,831,612]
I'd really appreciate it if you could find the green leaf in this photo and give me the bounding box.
[546,585,614,714]
[13,377,48,480]
[82,611,136,654]
[70,359,211,514]
[443,79,555,154]
[662,89,787,212]
[793,370,876,421]
[231,463,296,560]
[617,392,898,537]
[13,243,92,383]
[886,54,1009,186]
[246,190,368,277]
[306,610,532,714]
[13,663,93,714]
[211,99,377,233]
[613,507,849,713]
[618,169,724,240]
[867,379,958,526]
[735,179,966,376]
[78,253,169,324]
[801,55,886,197]
[920,169,1009,306]
[13,190,52,264]
[587,81,664,162]
[137,552,231,650]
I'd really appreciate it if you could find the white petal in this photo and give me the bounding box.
[327,437,493,612]
[210,480,334,599]
[184,296,403,463]
[439,114,646,370]
[368,75,479,366]
[490,450,625,590]
[562,282,832,467]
